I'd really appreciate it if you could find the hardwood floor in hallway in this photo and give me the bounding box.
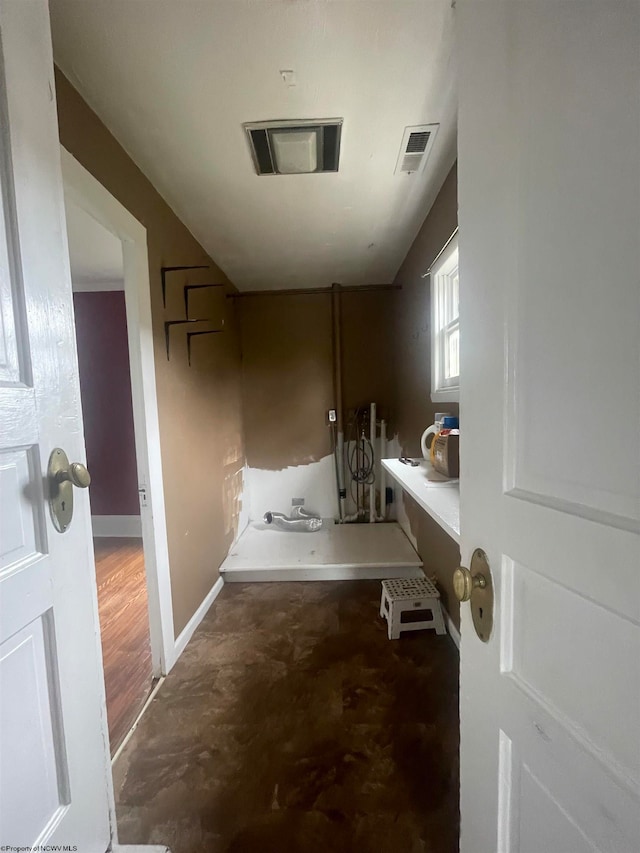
[94,536,153,754]
[113,580,459,852]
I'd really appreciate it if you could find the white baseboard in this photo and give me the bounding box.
[442,605,460,650]
[92,515,142,537]
[111,677,165,766]
[173,576,224,662]
[112,846,170,852]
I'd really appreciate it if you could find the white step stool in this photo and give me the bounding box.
[380,577,446,640]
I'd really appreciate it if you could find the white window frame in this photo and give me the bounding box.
[429,230,460,403]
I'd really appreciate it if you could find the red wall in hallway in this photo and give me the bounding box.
[73,291,140,516]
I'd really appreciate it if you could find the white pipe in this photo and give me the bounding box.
[369,402,376,523]
[378,418,387,521]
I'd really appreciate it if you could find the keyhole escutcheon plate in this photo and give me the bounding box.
[47,448,90,533]
[48,448,73,532]
[469,548,493,643]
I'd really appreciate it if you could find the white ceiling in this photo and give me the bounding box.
[50,0,457,292]
[65,199,124,291]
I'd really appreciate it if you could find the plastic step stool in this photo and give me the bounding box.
[380,577,446,640]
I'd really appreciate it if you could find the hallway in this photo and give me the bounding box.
[113,580,459,852]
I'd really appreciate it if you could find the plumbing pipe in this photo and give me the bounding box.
[343,436,361,522]
[343,422,362,523]
[377,418,387,521]
[337,431,349,520]
[229,283,402,299]
[369,402,376,523]
[331,283,346,522]
[330,422,342,519]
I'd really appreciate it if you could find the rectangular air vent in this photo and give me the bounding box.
[395,123,439,175]
[244,118,343,175]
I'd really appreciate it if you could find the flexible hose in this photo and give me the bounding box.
[291,506,321,520]
[263,511,323,532]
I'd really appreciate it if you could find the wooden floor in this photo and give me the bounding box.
[94,537,153,755]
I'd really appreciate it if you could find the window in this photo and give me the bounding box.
[430,231,459,402]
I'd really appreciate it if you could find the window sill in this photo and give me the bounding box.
[431,388,460,404]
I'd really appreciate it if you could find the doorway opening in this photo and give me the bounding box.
[65,198,153,754]
[61,146,176,757]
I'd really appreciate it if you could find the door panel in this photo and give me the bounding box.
[499,706,639,853]
[516,763,595,853]
[0,613,68,843]
[0,446,45,571]
[503,561,638,781]
[0,2,111,849]
[458,2,640,852]
[503,2,639,528]
[0,122,27,387]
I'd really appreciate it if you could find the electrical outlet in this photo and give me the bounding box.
[328,409,337,423]
[291,498,304,507]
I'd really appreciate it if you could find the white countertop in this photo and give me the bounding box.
[382,458,460,544]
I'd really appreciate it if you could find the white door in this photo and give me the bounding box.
[0,2,111,850]
[458,2,640,852]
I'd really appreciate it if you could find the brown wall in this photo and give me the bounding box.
[239,294,333,471]
[392,164,462,626]
[55,70,245,637]
[340,289,397,423]
[238,289,398,477]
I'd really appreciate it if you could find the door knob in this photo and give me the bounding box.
[47,448,91,533]
[58,461,91,489]
[453,566,487,602]
[454,548,494,643]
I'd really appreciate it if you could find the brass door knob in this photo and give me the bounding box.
[453,566,487,602]
[453,549,494,643]
[58,461,91,489]
[47,448,91,533]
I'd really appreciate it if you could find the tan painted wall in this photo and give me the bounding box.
[340,289,397,425]
[238,290,398,480]
[239,294,333,471]
[392,164,461,626]
[55,70,245,637]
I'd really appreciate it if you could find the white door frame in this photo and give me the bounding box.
[61,146,175,676]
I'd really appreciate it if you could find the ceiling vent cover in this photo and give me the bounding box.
[395,123,439,175]
[244,118,343,176]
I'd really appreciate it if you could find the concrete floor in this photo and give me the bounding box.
[113,580,459,852]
